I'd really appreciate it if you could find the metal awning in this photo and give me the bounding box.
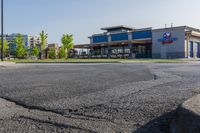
[74,39,152,49]
[186,31,200,38]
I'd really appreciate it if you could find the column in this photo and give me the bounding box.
[122,45,125,59]
[107,35,112,58]
[100,47,103,58]
[129,44,133,59]
[128,32,132,41]
[107,45,111,58]
[185,35,190,58]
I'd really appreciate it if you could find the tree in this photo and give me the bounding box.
[0,39,9,57]
[58,46,66,59]
[61,34,74,58]
[39,30,48,59]
[48,48,56,59]
[15,34,27,59]
[31,45,39,57]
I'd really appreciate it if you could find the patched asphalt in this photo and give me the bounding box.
[0,63,200,132]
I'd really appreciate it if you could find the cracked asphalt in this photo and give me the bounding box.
[0,63,200,133]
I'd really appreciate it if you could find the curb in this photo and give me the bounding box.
[16,62,120,64]
[0,62,16,67]
[170,94,200,133]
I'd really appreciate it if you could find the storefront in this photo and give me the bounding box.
[75,25,200,59]
[152,26,200,59]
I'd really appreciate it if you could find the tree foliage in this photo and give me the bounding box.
[39,30,48,51]
[58,46,66,59]
[61,34,74,58]
[31,45,39,57]
[15,34,27,59]
[0,39,9,57]
[48,48,56,59]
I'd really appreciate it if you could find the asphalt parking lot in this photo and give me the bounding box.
[0,63,200,133]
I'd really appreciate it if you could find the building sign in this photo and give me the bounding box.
[158,32,177,44]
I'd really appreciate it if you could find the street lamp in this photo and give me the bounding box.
[1,0,4,61]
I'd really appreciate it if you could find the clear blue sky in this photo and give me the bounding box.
[3,0,200,44]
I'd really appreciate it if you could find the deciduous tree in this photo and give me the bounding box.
[39,30,48,59]
[61,34,74,58]
[58,46,66,59]
[15,34,27,59]
[31,45,39,57]
[48,47,56,59]
[0,39,9,57]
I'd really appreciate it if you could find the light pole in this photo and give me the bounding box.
[1,0,4,61]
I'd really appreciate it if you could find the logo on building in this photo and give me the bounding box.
[158,32,177,44]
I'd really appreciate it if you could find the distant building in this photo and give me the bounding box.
[75,25,200,59]
[47,43,60,58]
[28,35,41,49]
[1,33,41,55]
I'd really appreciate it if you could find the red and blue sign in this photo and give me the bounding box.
[158,32,177,44]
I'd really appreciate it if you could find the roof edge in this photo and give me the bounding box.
[101,25,134,31]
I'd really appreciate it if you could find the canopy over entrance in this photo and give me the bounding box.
[74,39,152,49]
[74,39,152,59]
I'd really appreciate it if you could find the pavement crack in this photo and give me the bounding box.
[0,97,119,132]
[0,96,65,115]
[19,116,97,133]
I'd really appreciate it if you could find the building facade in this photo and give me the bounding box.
[1,33,41,55]
[47,43,60,58]
[152,26,200,59]
[75,25,200,59]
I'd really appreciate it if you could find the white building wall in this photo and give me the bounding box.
[128,32,132,40]
[152,27,186,59]
[108,35,112,42]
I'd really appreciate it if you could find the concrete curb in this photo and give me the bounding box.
[170,94,200,133]
[0,62,16,67]
[16,62,120,64]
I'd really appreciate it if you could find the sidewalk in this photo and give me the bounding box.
[0,62,16,67]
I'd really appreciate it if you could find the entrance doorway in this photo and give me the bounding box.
[133,44,152,58]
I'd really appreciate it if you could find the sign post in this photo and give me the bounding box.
[1,0,4,61]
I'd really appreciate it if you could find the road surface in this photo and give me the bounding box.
[0,63,200,133]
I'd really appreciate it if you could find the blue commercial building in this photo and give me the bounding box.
[75,25,200,59]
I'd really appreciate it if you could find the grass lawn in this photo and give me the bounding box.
[7,58,187,63]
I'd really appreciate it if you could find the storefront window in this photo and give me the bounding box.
[124,49,130,53]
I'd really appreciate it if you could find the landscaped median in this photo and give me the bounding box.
[6,59,188,63]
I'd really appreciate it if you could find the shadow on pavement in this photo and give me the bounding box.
[133,111,176,133]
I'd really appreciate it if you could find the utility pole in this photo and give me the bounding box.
[1,0,4,61]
